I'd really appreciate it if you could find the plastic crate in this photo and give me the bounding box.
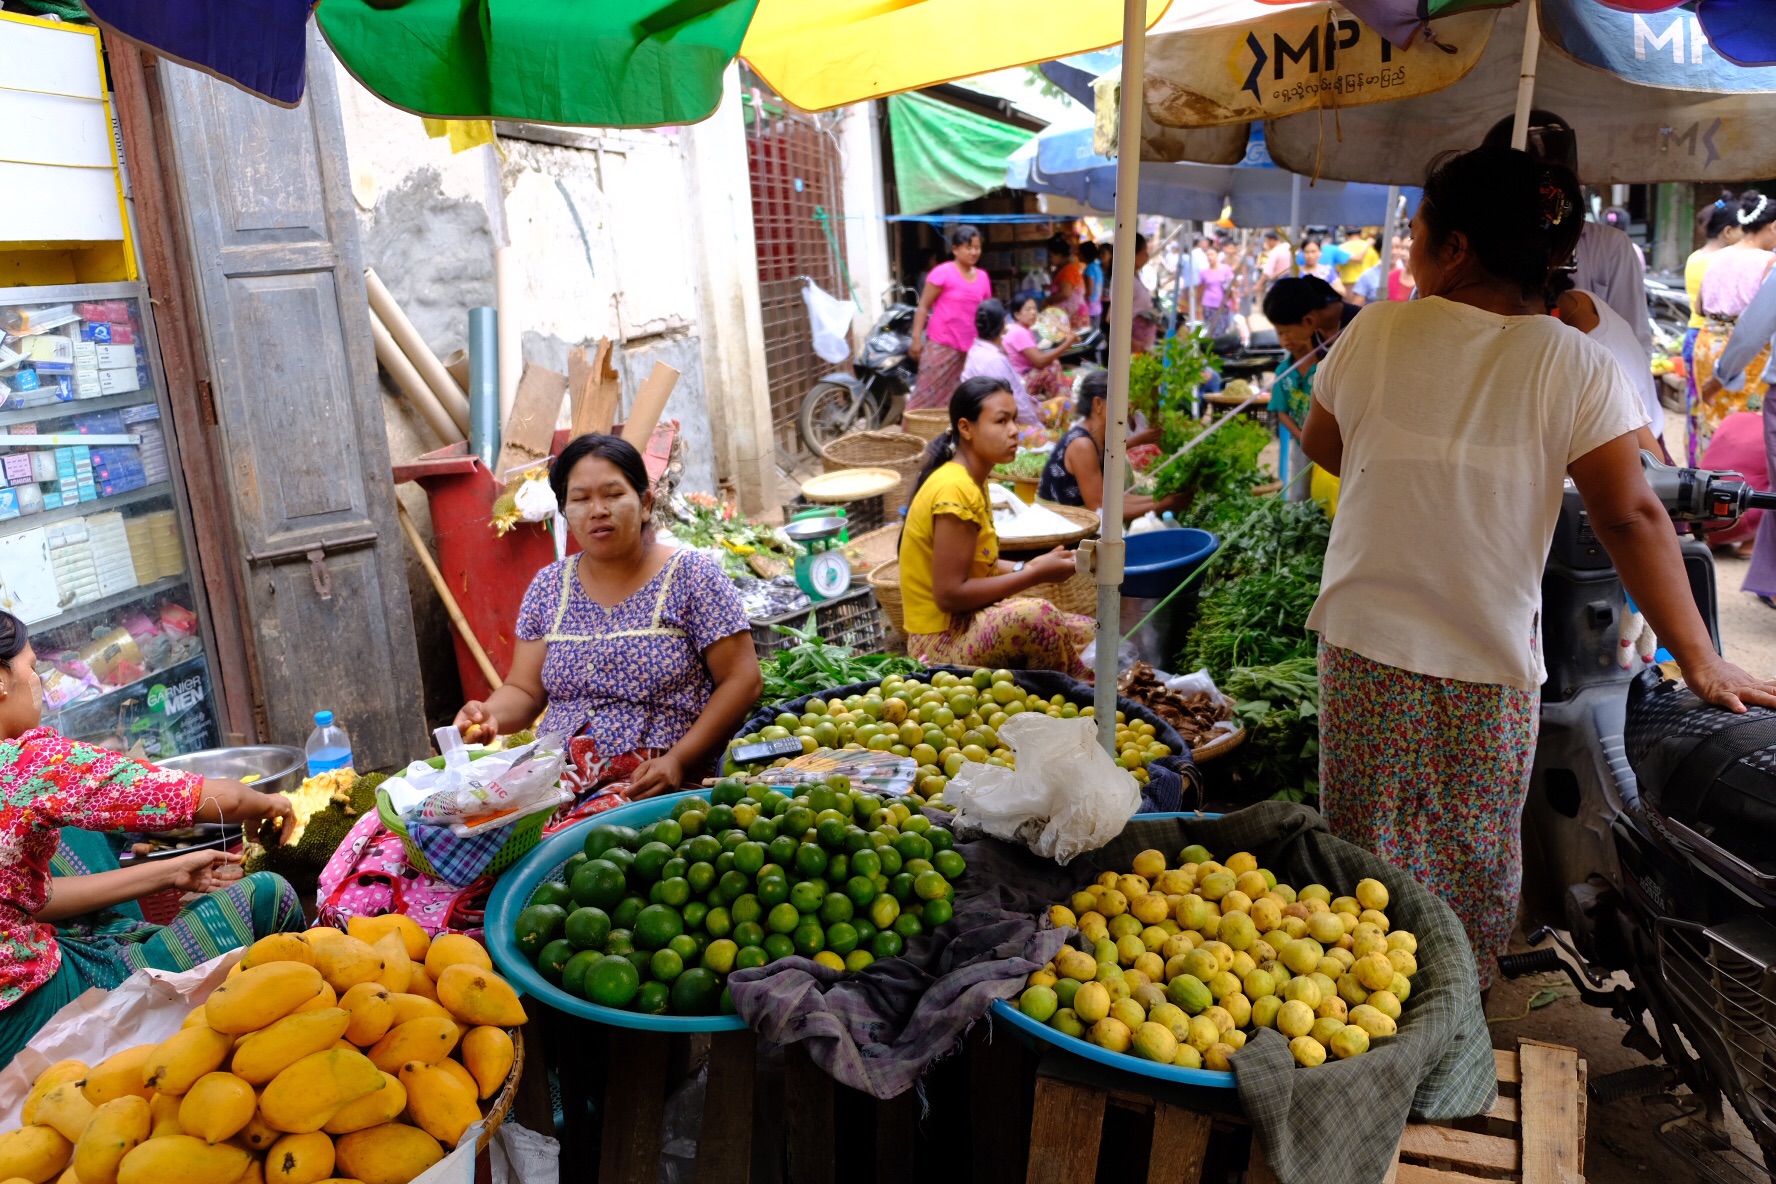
[749,582,888,659]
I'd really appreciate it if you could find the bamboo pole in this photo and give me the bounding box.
[396,500,503,690]
[364,267,473,435]
[370,311,465,446]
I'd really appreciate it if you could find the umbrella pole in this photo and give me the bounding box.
[1095,0,1148,755]
[1510,0,1542,150]
[1288,174,1302,268]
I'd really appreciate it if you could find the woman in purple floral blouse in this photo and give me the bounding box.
[453,435,762,798]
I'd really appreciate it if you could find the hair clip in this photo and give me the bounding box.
[1740,195,1770,226]
[1537,180,1572,231]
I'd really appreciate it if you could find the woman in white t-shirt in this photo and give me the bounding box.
[1300,145,1776,991]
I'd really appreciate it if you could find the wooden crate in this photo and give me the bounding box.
[1386,1039,1588,1184]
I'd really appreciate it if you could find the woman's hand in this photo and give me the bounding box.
[626,753,684,799]
[1024,546,1077,584]
[1683,654,1776,714]
[908,335,924,361]
[198,780,295,845]
[454,702,499,745]
[165,849,243,895]
[1700,375,1725,403]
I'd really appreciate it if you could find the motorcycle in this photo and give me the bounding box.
[1514,454,1776,1175]
[798,290,917,457]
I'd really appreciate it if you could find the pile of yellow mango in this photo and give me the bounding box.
[0,919,525,1184]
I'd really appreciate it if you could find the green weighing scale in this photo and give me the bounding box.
[782,511,852,600]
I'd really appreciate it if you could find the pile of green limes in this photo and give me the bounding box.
[511,776,969,1016]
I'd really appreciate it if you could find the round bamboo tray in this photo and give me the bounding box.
[997,501,1099,552]
[824,430,926,512]
[475,1025,524,1151]
[844,523,902,574]
[901,407,950,442]
[1186,724,1246,764]
[870,558,1097,636]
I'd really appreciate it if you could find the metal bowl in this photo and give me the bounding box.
[157,744,307,796]
[781,515,847,543]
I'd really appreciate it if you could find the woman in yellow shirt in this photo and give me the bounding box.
[898,377,1095,677]
[1684,197,1740,462]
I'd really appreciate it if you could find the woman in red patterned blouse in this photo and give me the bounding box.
[0,610,294,1062]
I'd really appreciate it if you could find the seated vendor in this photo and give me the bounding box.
[898,377,1095,678]
[1004,292,1075,400]
[453,434,763,798]
[0,608,298,1064]
[1037,371,1188,522]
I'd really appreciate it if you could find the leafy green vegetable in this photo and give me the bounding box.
[759,618,924,705]
[1181,561,1320,673]
[992,449,1050,482]
[1151,416,1270,504]
[672,492,796,579]
[1222,657,1321,804]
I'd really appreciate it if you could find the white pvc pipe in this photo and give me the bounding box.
[1510,0,1542,151]
[364,268,472,434]
[1094,0,1148,756]
[369,310,465,446]
[484,142,522,431]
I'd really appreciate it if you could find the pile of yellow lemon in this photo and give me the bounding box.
[0,921,525,1184]
[733,669,1173,806]
[1019,845,1417,1071]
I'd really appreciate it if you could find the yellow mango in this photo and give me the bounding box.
[303,927,346,947]
[460,1027,513,1100]
[182,1008,210,1029]
[54,1168,79,1184]
[144,1024,233,1095]
[398,1062,478,1148]
[236,1107,280,1154]
[79,1048,156,1106]
[435,965,525,1028]
[72,1096,150,1184]
[147,1092,183,1139]
[321,1072,405,1136]
[384,995,449,1028]
[347,915,429,963]
[22,1063,88,1125]
[259,1050,384,1134]
[290,983,339,1016]
[311,937,384,994]
[29,1083,95,1144]
[265,1131,335,1184]
[238,1161,264,1184]
[177,1073,255,1144]
[331,1041,356,1052]
[334,1123,443,1184]
[232,1009,352,1086]
[0,1127,73,1184]
[366,1018,458,1075]
[431,1057,477,1100]
[421,935,489,980]
[339,983,394,1047]
[205,963,326,1035]
[115,1135,249,1184]
[370,934,410,995]
[240,934,315,970]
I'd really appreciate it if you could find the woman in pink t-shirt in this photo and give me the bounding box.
[909,226,990,410]
[1003,292,1075,400]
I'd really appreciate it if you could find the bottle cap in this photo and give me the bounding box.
[315,710,334,727]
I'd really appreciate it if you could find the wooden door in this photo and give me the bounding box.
[154,30,427,770]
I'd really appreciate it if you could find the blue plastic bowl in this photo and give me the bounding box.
[484,790,747,1032]
[1121,528,1219,599]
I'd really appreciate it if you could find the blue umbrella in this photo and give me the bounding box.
[84,0,316,108]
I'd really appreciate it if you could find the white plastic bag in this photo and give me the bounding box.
[400,728,570,837]
[801,281,855,364]
[489,1121,560,1184]
[944,712,1140,865]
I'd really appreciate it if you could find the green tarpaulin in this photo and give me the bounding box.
[887,91,1036,216]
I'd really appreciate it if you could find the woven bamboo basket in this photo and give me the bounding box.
[870,558,1096,636]
[1186,724,1246,764]
[823,430,926,513]
[844,523,902,574]
[996,501,1099,552]
[901,407,950,441]
[474,1025,524,1151]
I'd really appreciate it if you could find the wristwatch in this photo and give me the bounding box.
[1011,560,1027,573]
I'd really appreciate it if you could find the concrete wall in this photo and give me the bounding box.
[839,101,895,337]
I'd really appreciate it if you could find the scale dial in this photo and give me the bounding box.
[807,551,852,599]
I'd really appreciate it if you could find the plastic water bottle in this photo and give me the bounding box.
[305,711,353,775]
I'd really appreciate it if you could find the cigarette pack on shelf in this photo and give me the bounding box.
[16,483,43,517]
[136,424,169,483]
[30,450,57,483]
[0,488,19,521]
[47,521,100,609]
[86,511,137,598]
[2,304,78,334]
[73,409,126,435]
[143,509,183,579]
[124,516,157,585]
[3,453,32,485]
[93,343,137,369]
[97,367,140,395]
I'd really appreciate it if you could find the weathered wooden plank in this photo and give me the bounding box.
[1380,1145,1401,1184]
[696,1029,755,1184]
[1485,1095,1521,1124]
[508,1021,554,1149]
[1495,1048,1521,1084]
[1519,1042,1582,1184]
[874,1089,918,1184]
[970,1023,1028,1184]
[1246,1136,1280,1184]
[783,1042,834,1184]
[1394,1164,1496,1184]
[1398,1123,1520,1172]
[1026,1078,1105,1184]
[1144,1103,1212,1184]
[599,1028,671,1184]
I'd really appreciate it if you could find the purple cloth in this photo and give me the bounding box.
[1746,401,1776,598]
[85,0,315,106]
[515,548,750,753]
[1200,264,1233,310]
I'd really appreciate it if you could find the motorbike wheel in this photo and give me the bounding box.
[799,382,865,457]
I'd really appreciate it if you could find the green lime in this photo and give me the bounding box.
[928,827,955,852]
[677,811,706,837]
[795,844,829,878]
[904,858,934,879]
[642,818,683,849]
[661,857,688,883]
[868,894,901,930]
[790,881,824,914]
[747,817,779,844]
[735,944,769,970]
[783,805,814,835]
[845,949,876,972]
[670,795,710,820]
[819,892,854,926]
[922,898,954,927]
[893,913,923,939]
[514,904,567,953]
[731,894,763,926]
[632,841,675,882]
[704,906,732,939]
[659,877,692,908]
[842,828,873,855]
[602,847,636,878]
[933,850,966,879]
[583,826,627,859]
[878,847,903,876]
[763,933,796,961]
[816,817,847,849]
[586,956,641,1007]
[871,930,903,960]
[649,948,684,982]
[826,853,849,883]
[562,853,589,885]
[793,917,826,956]
[854,794,883,818]
[852,920,877,948]
[715,852,736,876]
[711,778,747,806]
[635,981,671,1015]
[718,870,751,901]
[757,876,790,907]
[613,896,645,930]
[634,904,685,951]
[671,968,723,1015]
[703,938,739,975]
[895,833,932,863]
[733,921,765,948]
[604,929,635,957]
[850,849,882,880]
[668,933,699,961]
[682,901,708,931]
[685,835,722,863]
[914,870,951,901]
[529,881,575,910]
[706,804,737,833]
[825,921,859,956]
[890,873,916,902]
[720,829,747,852]
[571,860,628,911]
[561,949,603,996]
[625,949,653,976]
[564,907,611,951]
[733,842,766,876]
[767,902,802,934]
[768,835,798,867]
[537,938,576,984]
[648,882,666,905]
